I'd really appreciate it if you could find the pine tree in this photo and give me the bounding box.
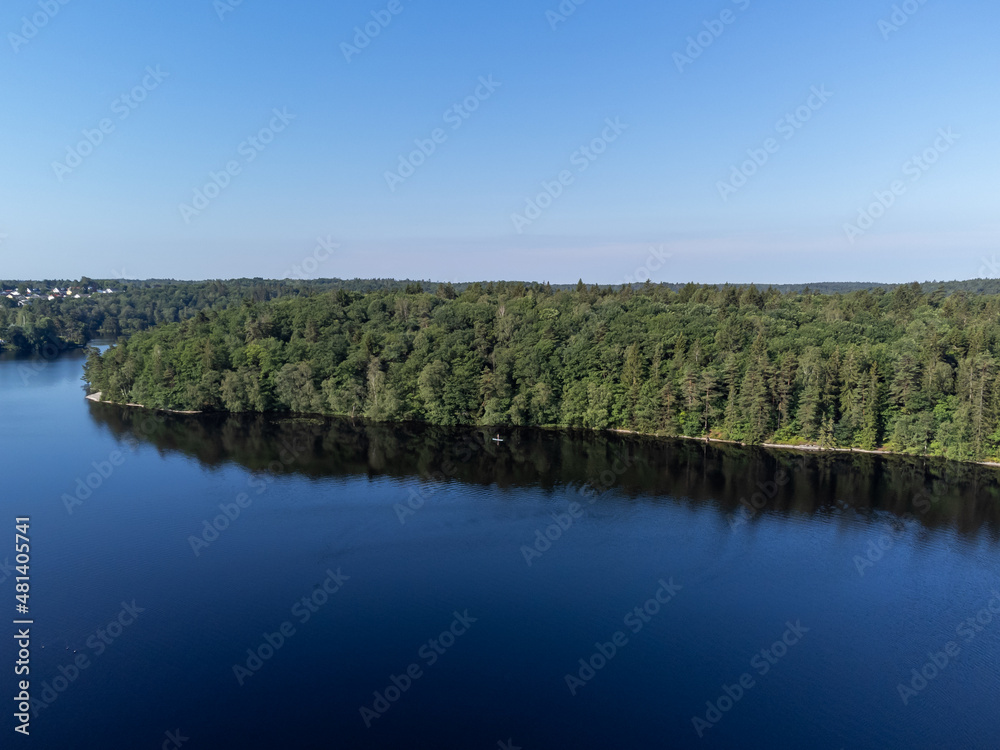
[700,367,720,434]
[840,347,865,438]
[681,363,701,435]
[963,354,995,457]
[721,353,742,439]
[891,340,922,412]
[636,345,664,432]
[819,413,835,448]
[621,342,644,424]
[859,364,882,450]
[795,349,824,439]
[740,334,772,444]
[775,353,798,429]
[660,372,680,436]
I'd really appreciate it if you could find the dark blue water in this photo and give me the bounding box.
[1,350,999,749]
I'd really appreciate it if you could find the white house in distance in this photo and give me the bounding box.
[2,284,116,305]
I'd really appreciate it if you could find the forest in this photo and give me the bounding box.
[7,275,1000,356]
[0,277,422,354]
[81,279,1000,463]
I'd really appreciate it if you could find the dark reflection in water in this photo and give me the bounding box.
[88,404,1000,539]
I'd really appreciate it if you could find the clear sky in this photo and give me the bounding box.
[1,0,997,284]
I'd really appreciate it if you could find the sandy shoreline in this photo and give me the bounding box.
[609,429,1000,469]
[85,391,202,415]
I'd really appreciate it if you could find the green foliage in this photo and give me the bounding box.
[80,282,1000,462]
[0,277,435,355]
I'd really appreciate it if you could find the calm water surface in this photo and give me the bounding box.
[1,350,999,749]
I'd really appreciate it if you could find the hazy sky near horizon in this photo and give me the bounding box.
[1,0,997,284]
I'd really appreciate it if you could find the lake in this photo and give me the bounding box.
[2,348,999,748]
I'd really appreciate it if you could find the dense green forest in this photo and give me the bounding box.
[9,277,1000,357]
[0,278,425,354]
[83,280,1000,463]
[9,275,1000,356]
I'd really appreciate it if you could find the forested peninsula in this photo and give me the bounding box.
[82,280,1000,463]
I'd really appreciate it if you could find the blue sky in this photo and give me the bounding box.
[1,0,997,284]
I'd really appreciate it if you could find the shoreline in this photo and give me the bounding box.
[612,430,1000,470]
[85,391,203,415]
[83,392,1000,469]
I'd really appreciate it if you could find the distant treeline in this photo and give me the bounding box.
[0,278,427,354]
[83,280,1000,463]
[7,275,1000,356]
